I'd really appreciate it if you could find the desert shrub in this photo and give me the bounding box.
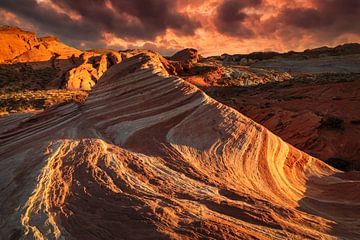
[284,95,307,100]
[319,115,344,130]
[332,96,342,101]
[350,119,360,125]
[0,90,88,115]
[262,112,275,122]
[325,158,352,171]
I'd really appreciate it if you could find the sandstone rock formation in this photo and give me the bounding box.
[1,52,359,239]
[107,51,122,65]
[0,26,39,63]
[169,48,200,63]
[0,26,82,64]
[0,26,127,91]
[184,65,225,86]
[165,48,293,87]
[207,73,360,171]
[66,52,109,90]
[166,48,201,75]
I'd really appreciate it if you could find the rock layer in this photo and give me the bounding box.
[206,74,360,170]
[0,52,359,240]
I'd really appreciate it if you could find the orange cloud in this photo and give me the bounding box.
[0,0,359,56]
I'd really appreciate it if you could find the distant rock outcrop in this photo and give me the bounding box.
[0,26,39,63]
[0,26,82,64]
[169,48,200,63]
[162,48,293,87]
[0,26,127,91]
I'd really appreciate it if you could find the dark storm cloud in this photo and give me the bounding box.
[0,0,100,42]
[214,0,360,40]
[0,0,200,45]
[0,0,359,54]
[55,0,201,38]
[214,0,262,38]
[277,0,360,35]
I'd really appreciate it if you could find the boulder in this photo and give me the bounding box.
[169,48,199,63]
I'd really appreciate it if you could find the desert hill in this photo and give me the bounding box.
[1,51,359,239]
[217,43,360,74]
[218,43,360,64]
[0,26,81,63]
[0,26,38,63]
[0,26,128,92]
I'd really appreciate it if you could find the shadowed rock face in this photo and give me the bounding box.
[0,52,359,240]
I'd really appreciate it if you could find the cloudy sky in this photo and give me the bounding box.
[1,0,359,56]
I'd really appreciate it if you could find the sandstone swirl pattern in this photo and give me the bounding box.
[0,52,359,240]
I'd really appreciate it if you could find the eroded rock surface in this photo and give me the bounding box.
[206,73,360,171]
[169,48,199,63]
[1,52,359,240]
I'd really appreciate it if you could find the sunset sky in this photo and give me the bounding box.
[1,0,359,56]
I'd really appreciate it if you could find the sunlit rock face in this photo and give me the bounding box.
[169,48,200,64]
[65,52,109,91]
[0,51,359,240]
[0,26,82,64]
[0,26,127,91]
[0,26,43,63]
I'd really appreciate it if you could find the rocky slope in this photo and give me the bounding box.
[205,73,360,171]
[0,26,38,62]
[184,46,360,171]
[1,51,359,240]
[166,48,293,87]
[0,26,81,64]
[0,25,126,91]
[0,26,134,115]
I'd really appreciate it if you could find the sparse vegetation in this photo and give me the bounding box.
[332,96,342,100]
[325,158,352,171]
[0,63,59,91]
[293,73,360,85]
[0,90,88,115]
[0,62,89,116]
[283,95,307,100]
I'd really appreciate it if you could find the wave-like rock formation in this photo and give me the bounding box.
[0,52,359,240]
